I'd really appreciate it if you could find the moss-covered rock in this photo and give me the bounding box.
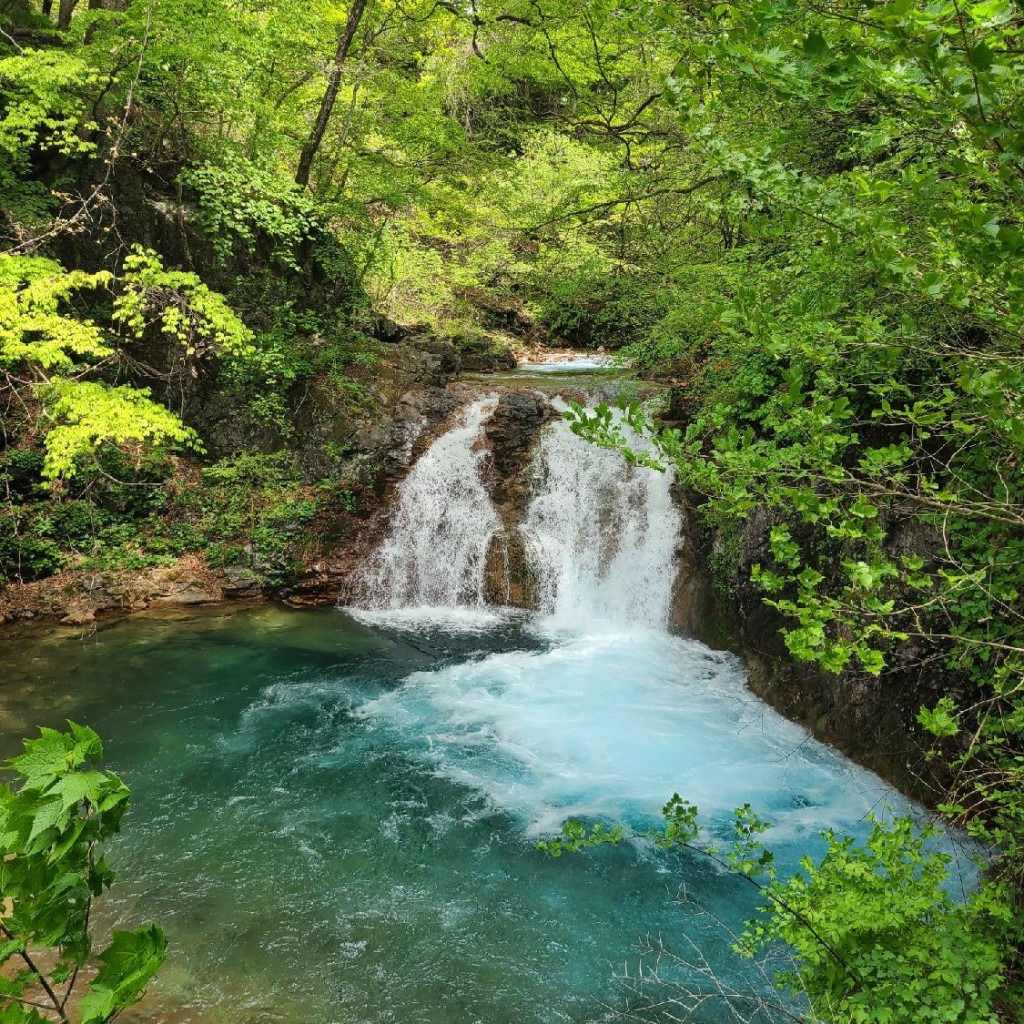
[456,335,517,372]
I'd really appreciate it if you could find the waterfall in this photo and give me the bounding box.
[357,398,501,609]
[520,414,681,631]
[355,395,681,629]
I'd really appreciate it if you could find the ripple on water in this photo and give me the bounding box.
[0,606,976,1024]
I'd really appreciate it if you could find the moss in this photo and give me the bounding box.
[456,335,516,372]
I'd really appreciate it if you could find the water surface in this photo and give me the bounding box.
[0,604,967,1024]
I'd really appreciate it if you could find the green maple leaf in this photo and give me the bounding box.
[26,797,67,846]
[79,925,167,1024]
[46,770,114,812]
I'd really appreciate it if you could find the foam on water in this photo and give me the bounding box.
[347,396,973,886]
[517,356,615,372]
[0,601,976,1024]
[349,398,899,849]
[356,630,916,851]
[346,605,516,635]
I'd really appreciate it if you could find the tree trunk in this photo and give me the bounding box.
[56,0,78,29]
[295,0,369,188]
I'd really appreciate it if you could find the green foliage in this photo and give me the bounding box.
[0,446,179,583]
[0,253,207,481]
[0,50,96,162]
[0,49,97,224]
[918,698,961,740]
[0,723,165,1023]
[0,255,112,372]
[555,0,1024,1006]
[5,1,1024,1019]
[544,800,1017,1024]
[181,158,317,267]
[169,452,319,578]
[41,381,200,482]
[0,435,360,585]
[217,303,320,430]
[113,247,254,359]
[741,818,1012,1024]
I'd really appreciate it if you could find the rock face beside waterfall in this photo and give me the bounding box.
[481,393,554,608]
[669,497,939,797]
[484,392,553,487]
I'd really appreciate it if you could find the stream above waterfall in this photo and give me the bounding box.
[0,394,976,1024]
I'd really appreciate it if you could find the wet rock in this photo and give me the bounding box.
[371,315,412,344]
[145,576,222,607]
[417,337,462,378]
[485,392,553,484]
[0,557,237,628]
[221,565,263,597]
[483,532,537,610]
[477,392,554,608]
[351,387,460,485]
[60,602,97,626]
[400,386,459,422]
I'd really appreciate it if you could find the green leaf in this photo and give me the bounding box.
[77,985,118,1024]
[27,797,66,845]
[918,698,960,738]
[79,926,166,1024]
[970,41,995,71]
[90,925,167,1009]
[802,30,829,57]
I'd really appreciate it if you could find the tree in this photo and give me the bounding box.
[0,248,259,482]
[542,800,1014,1024]
[0,723,165,1024]
[295,0,370,188]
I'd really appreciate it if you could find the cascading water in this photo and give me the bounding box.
[349,391,935,844]
[357,393,682,628]
[346,392,964,867]
[521,411,681,631]
[357,398,501,610]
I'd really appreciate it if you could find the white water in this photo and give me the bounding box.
[358,399,500,609]
[358,396,681,629]
[356,628,925,853]
[349,396,971,876]
[521,414,681,632]
[517,355,614,372]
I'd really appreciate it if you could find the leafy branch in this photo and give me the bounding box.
[0,723,165,1024]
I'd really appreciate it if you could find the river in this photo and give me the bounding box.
[0,379,973,1023]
